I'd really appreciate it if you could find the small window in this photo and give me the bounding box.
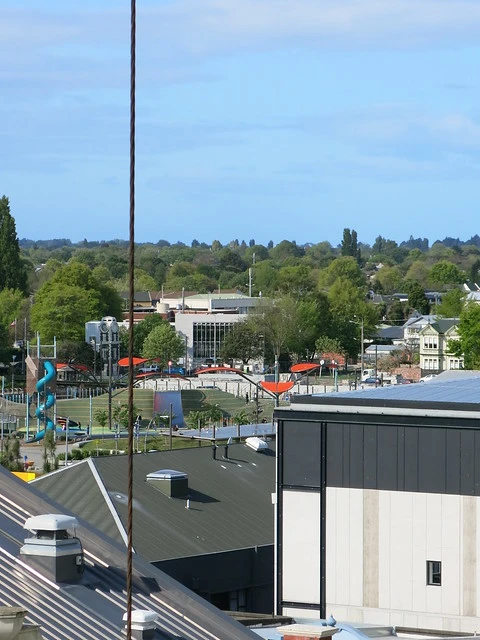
[427,560,441,586]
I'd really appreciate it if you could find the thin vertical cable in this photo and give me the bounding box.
[126,0,136,638]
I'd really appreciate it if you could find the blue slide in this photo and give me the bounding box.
[27,360,58,443]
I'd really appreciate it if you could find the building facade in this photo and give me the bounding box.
[273,380,480,632]
[419,319,462,374]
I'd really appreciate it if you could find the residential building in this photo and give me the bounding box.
[418,319,462,374]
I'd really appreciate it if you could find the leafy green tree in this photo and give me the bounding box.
[0,196,27,293]
[219,320,263,365]
[94,408,108,431]
[277,264,316,298]
[327,279,379,359]
[428,261,465,288]
[386,299,408,324]
[341,228,358,257]
[217,248,247,273]
[0,289,24,329]
[469,258,480,284]
[31,261,123,342]
[0,436,21,471]
[448,303,480,369]
[42,429,58,473]
[142,323,184,364]
[315,336,344,361]
[113,403,138,429]
[435,289,465,317]
[251,261,278,296]
[244,244,269,263]
[404,280,430,314]
[250,297,302,369]
[303,242,336,269]
[232,409,253,426]
[205,403,223,423]
[287,296,328,362]
[404,261,430,288]
[269,240,304,263]
[318,256,366,289]
[374,266,403,294]
[185,410,209,429]
[127,315,171,357]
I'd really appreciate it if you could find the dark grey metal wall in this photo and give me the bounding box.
[276,410,480,496]
[326,422,480,496]
[155,545,274,614]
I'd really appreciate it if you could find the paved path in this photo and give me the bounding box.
[20,440,81,471]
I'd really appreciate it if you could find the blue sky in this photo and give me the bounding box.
[2,1,480,247]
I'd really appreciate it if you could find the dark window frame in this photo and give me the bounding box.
[426,560,441,586]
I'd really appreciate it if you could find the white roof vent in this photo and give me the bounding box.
[24,514,78,532]
[123,610,157,639]
[245,437,268,452]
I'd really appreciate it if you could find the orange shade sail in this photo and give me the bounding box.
[290,363,321,373]
[260,381,294,394]
[117,357,148,367]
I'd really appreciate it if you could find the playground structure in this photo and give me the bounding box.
[28,360,56,443]
[23,336,85,443]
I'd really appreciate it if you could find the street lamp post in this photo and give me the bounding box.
[352,316,365,379]
[11,355,16,394]
[99,318,118,431]
[90,337,97,379]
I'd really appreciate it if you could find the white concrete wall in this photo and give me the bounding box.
[282,487,480,632]
[281,490,321,604]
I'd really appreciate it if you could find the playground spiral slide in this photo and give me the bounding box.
[27,360,56,443]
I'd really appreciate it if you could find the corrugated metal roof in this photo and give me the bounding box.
[0,467,261,639]
[34,442,275,563]
[309,372,480,406]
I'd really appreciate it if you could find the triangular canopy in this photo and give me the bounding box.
[259,381,294,394]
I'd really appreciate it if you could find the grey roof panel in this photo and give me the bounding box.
[99,442,275,561]
[31,460,125,546]
[306,372,480,406]
[0,466,260,639]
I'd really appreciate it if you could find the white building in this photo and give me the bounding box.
[273,375,480,632]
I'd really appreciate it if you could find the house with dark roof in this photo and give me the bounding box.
[273,373,480,632]
[32,441,276,614]
[0,464,261,639]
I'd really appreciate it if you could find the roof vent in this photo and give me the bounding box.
[20,514,84,584]
[245,437,268,452]
[0,607,27,640]
[123,609,157,639]
[279,623,339,639]
[146,469,188,498]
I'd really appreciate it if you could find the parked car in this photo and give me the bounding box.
[139,364,161,374]
[363,377,381,385]
[420,374,437,382]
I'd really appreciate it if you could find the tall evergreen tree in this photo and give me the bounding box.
[0,196,27,293]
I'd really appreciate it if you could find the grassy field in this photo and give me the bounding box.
[41,386,277,433]
[79,433,207,456]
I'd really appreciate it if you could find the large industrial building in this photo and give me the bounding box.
[273,372,480,632]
